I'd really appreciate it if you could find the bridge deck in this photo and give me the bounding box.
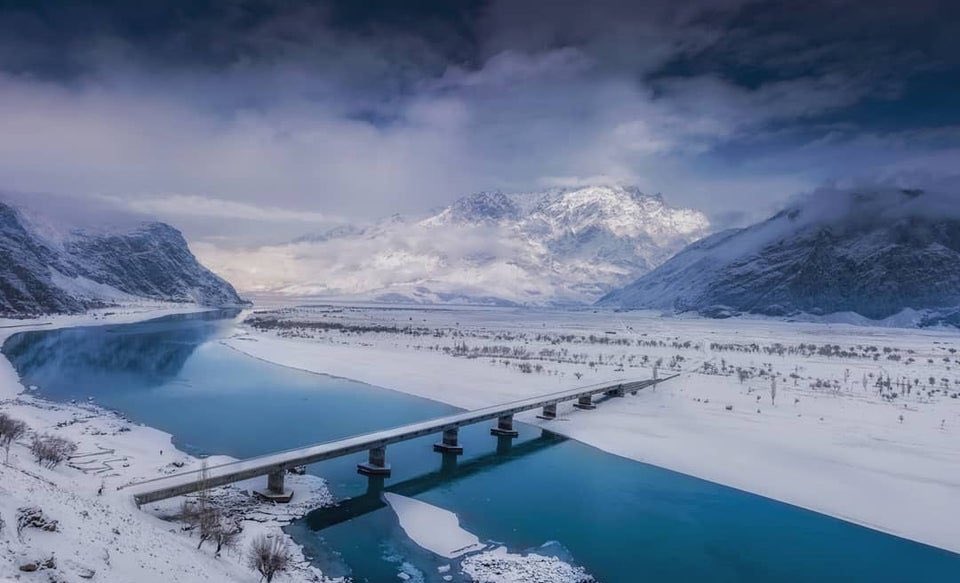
[125,376,672,505]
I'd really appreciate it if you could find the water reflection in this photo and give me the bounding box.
[2,309,240,392]
[304,432,565,531]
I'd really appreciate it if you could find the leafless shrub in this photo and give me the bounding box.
[214,517,241,556]
[247,535,291,582]
[0,413,28,464]
[181,499,221,550]
[30,434,76,469]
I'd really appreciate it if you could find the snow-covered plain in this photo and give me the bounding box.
[0,305,337,582]
[230,304,960,556]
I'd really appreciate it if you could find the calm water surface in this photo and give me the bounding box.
[3,310,958,582]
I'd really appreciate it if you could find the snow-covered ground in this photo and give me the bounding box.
[229,304,960,556]
[383,493,485,560]
[0,305,337,582]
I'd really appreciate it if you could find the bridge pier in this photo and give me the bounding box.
[254,469,294,503]
[490,414,519,437]
[537,403,558,420]
[573,395,596,410]
[357,446,392,477]
[268,470,285,494]
[433,428,464,454]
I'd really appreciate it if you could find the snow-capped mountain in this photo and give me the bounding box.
[209,185,709,306]
[598,186,960,326]
[0,201,246,316]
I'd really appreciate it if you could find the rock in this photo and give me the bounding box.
[19,562,39,572]
[77,566,96,579]
[16,506,59,535]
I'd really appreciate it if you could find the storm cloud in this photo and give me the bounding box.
[0,0,958,245]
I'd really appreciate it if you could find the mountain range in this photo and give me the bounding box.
[598,186,960,326]
[214,185,710,306]
[0,201,245,317]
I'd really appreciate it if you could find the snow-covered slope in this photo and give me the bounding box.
[598,186,960,325]
[0,201,245,316]
[208,185,709,306]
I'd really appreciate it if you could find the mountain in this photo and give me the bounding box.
[0,201,245,317]
[598,186,960,325]
[216,185,709,306]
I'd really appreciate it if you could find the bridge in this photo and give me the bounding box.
[124,375,674,506]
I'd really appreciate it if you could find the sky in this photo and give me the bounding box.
[1,0,959,247]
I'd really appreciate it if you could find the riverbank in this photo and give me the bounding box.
[0,306,337,582]
[227,305,960,556]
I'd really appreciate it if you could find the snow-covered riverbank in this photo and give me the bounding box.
[0,306,337,582]
[227,305,960,556]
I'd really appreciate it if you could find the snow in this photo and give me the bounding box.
[229,304,960,555]
[461,547,593,583]
[197,185,709,306]
[382,492,593,581]
[0,305,338,582]
[383,493,485,559]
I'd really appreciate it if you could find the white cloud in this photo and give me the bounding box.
[102,194,332,223]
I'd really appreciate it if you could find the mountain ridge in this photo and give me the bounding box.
[0,200,246,317]
[598,186,960,326]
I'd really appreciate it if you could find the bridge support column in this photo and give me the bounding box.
[537,403,557,420]
[573,395,596,410]
[254,469,294,503]
[490,414,519,438]
[268,470,285,494]
[433,428,464,454]
[358,446,392,477]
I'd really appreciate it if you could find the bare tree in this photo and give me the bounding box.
[214,517,241,557]
[0,413,28,464]
[182,460,220,550]
[247,535,291,582]
[770,377,777,406]
[30,434,76,469]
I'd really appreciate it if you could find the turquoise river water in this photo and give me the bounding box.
[2,310,958,582]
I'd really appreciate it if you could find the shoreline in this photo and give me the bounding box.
[0,305,339,583]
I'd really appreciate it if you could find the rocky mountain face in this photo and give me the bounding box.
[598,187,960,326]
[0,201,245,317]
[242,185,710,306]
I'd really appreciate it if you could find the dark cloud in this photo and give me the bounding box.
[0,0,957,247]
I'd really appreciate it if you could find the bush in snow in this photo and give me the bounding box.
[30,434,77,469]
[0,413,28,463]
[247,535,291,583]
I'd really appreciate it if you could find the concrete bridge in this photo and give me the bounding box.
[124,375,674,506]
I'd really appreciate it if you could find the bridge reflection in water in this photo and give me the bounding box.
[303,430,565,532]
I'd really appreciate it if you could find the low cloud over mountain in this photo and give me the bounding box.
[200,185,708,306]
